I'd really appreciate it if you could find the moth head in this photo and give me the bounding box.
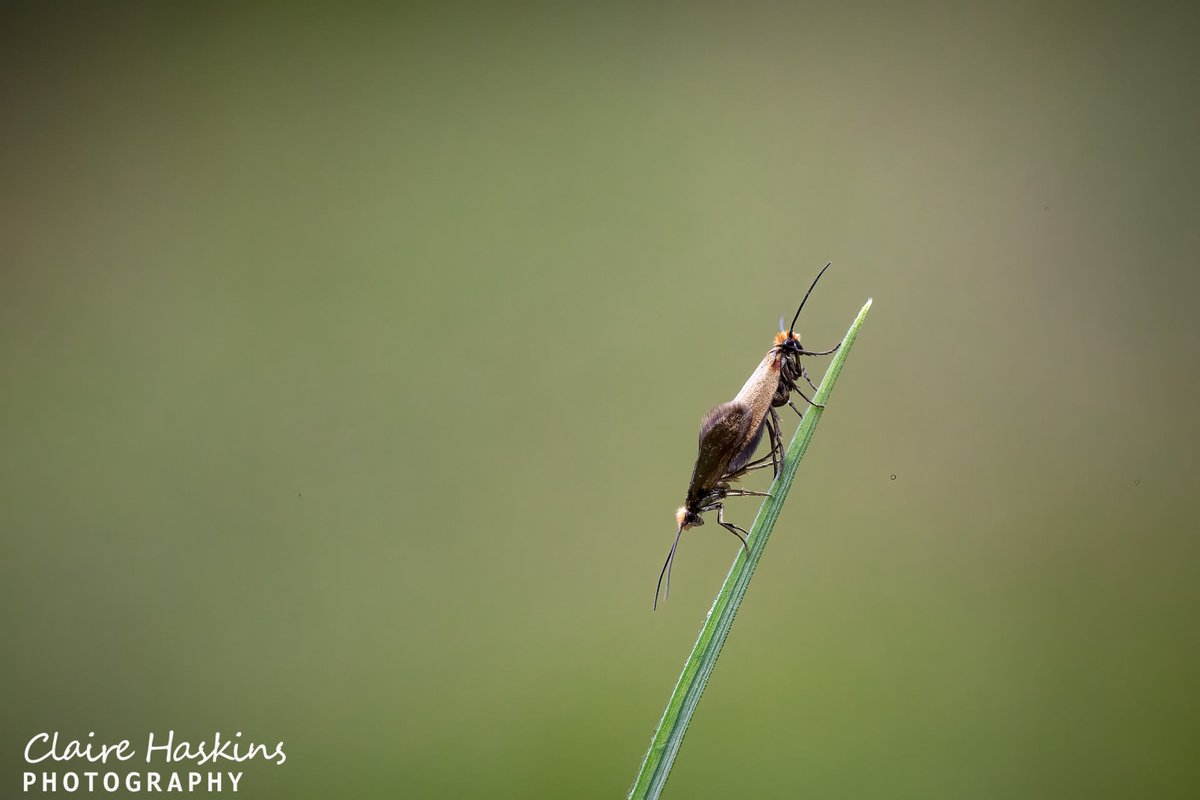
[675,506,704,530]
[774,329,803,351]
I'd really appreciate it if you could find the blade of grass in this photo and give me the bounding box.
[628,297,873,800]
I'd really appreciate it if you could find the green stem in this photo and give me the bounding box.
[628,298,873,800]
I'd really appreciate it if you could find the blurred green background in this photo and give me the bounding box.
[3,2,1198,797]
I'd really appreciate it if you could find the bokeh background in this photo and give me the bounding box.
[3,2,1198,797]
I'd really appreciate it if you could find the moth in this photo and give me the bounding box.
[655,264,840,609]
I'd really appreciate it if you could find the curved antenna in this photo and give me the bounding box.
[788,261,833,335]
[654,526,686,610]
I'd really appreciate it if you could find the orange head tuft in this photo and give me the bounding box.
[774,330,801,348]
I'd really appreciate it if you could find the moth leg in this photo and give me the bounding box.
[727,455,772,482]
[717,505,750,553]
[764,409,780,477]
[723,489,770,497]
[739,458,775,473]
[793,385,825,410]
[787,392,826,417]
[800,364,819,394]
[767,406,784,477]
[740,422,784,473]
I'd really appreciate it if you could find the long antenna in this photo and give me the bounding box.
[654,526,685,610]
[788,261,832,335]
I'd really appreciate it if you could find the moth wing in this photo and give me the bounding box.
[688,401,752,496]
[725,419,766,476]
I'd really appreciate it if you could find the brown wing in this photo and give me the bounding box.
[725,419,766,476]
[686,401,752,506]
